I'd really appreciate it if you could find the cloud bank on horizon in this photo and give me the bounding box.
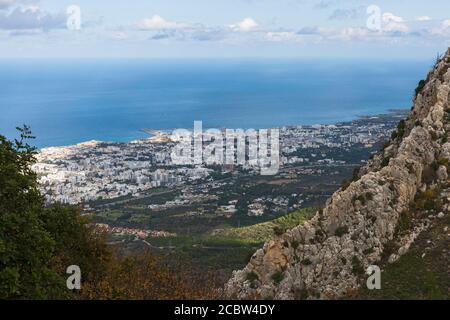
[1,0,450,58]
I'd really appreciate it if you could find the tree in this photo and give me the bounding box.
[0,126,61,298]
[0,127,110,299]
[0,127,219,300]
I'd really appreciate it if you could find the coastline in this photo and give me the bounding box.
[37,108,410,151]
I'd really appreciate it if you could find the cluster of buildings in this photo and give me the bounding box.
[95,223,176,239]
[34,113,403,206]
[148,192,218,211]
[33,139,212,204]
[279,119,394,164]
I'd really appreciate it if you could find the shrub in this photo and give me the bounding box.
[293,288,309,300]
[396,210,414,235]
[430,131,438,141]
[354,194,368,205]
[397,120,406,138]
[437,157,449,167]
[301,258,312,266]
[352,167,361,181]
[380,141,391,151]
[271,271,284,285]
[415,79,426,96]
[414,188,442,212]
[381,156,391,168]
[335,226,349,237]
[391,130,399,140]
[341,180,351,191]
[273,226,285,236]
[291,240,300,250]
[246,271,259,282]
[352,256,365,275]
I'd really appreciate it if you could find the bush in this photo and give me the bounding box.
[246,271,259,282]
[335,226,349,238]
[293,288,309,300]
[341,180,351,191]
[352,256,365,275]
[0,127,111,299]
[397,120,406,138]
[415,79,426,96]
[381,156,391,168]
[301,258,312,266]
[271,271,284,285]
[273,226,285,236]
[437,157,449,167]
[414,188,442,212]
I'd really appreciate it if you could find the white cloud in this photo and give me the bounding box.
[265,31,299,42]
[334,27,369,41]
[443,19,450,29]
[429,19,450,37]
[382,12,404,23]
[382,12,409,33]
[0,5,66,30]
[229,17,258,32]
[415,16,431,22]
[137,15,187,30]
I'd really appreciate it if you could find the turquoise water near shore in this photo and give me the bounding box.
[0,58,431,147]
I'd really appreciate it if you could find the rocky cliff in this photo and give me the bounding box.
[225,49,450,300]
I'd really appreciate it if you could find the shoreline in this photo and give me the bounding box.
[37,108,410,151]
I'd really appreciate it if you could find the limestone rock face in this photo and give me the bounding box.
[225,49,450,300]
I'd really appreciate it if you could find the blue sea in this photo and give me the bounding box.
[0,58,432,148]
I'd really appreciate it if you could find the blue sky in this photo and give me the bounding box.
[1,0,450,58]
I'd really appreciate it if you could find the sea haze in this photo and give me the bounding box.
[0,58,431,147]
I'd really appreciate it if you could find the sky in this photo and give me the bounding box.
[1,0,450,59]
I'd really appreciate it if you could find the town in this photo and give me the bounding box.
[33,111,406,243]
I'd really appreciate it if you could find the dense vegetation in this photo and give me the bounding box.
[0,127,217,299]
[359,213,450,300]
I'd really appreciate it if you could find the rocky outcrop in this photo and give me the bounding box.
[225,49,450,300]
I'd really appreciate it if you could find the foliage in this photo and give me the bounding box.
[81,251,219,300]
[0,126,63,299]
[414,187,442,212]
[351,256,364,275]
[212,208,315,244]
[0,128,216,300]
[245,271,259,282]
[271,271,284,285]
[415,79,426,96]
[334,226,349,238]
[360,215,450,300]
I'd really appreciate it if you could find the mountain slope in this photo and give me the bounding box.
[225,49,450,300]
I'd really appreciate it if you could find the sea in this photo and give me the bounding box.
[0,58,432,148]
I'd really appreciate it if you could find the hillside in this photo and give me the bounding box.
[211,208,315,244]
[360,212,450,299]
[225,49,450,300]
